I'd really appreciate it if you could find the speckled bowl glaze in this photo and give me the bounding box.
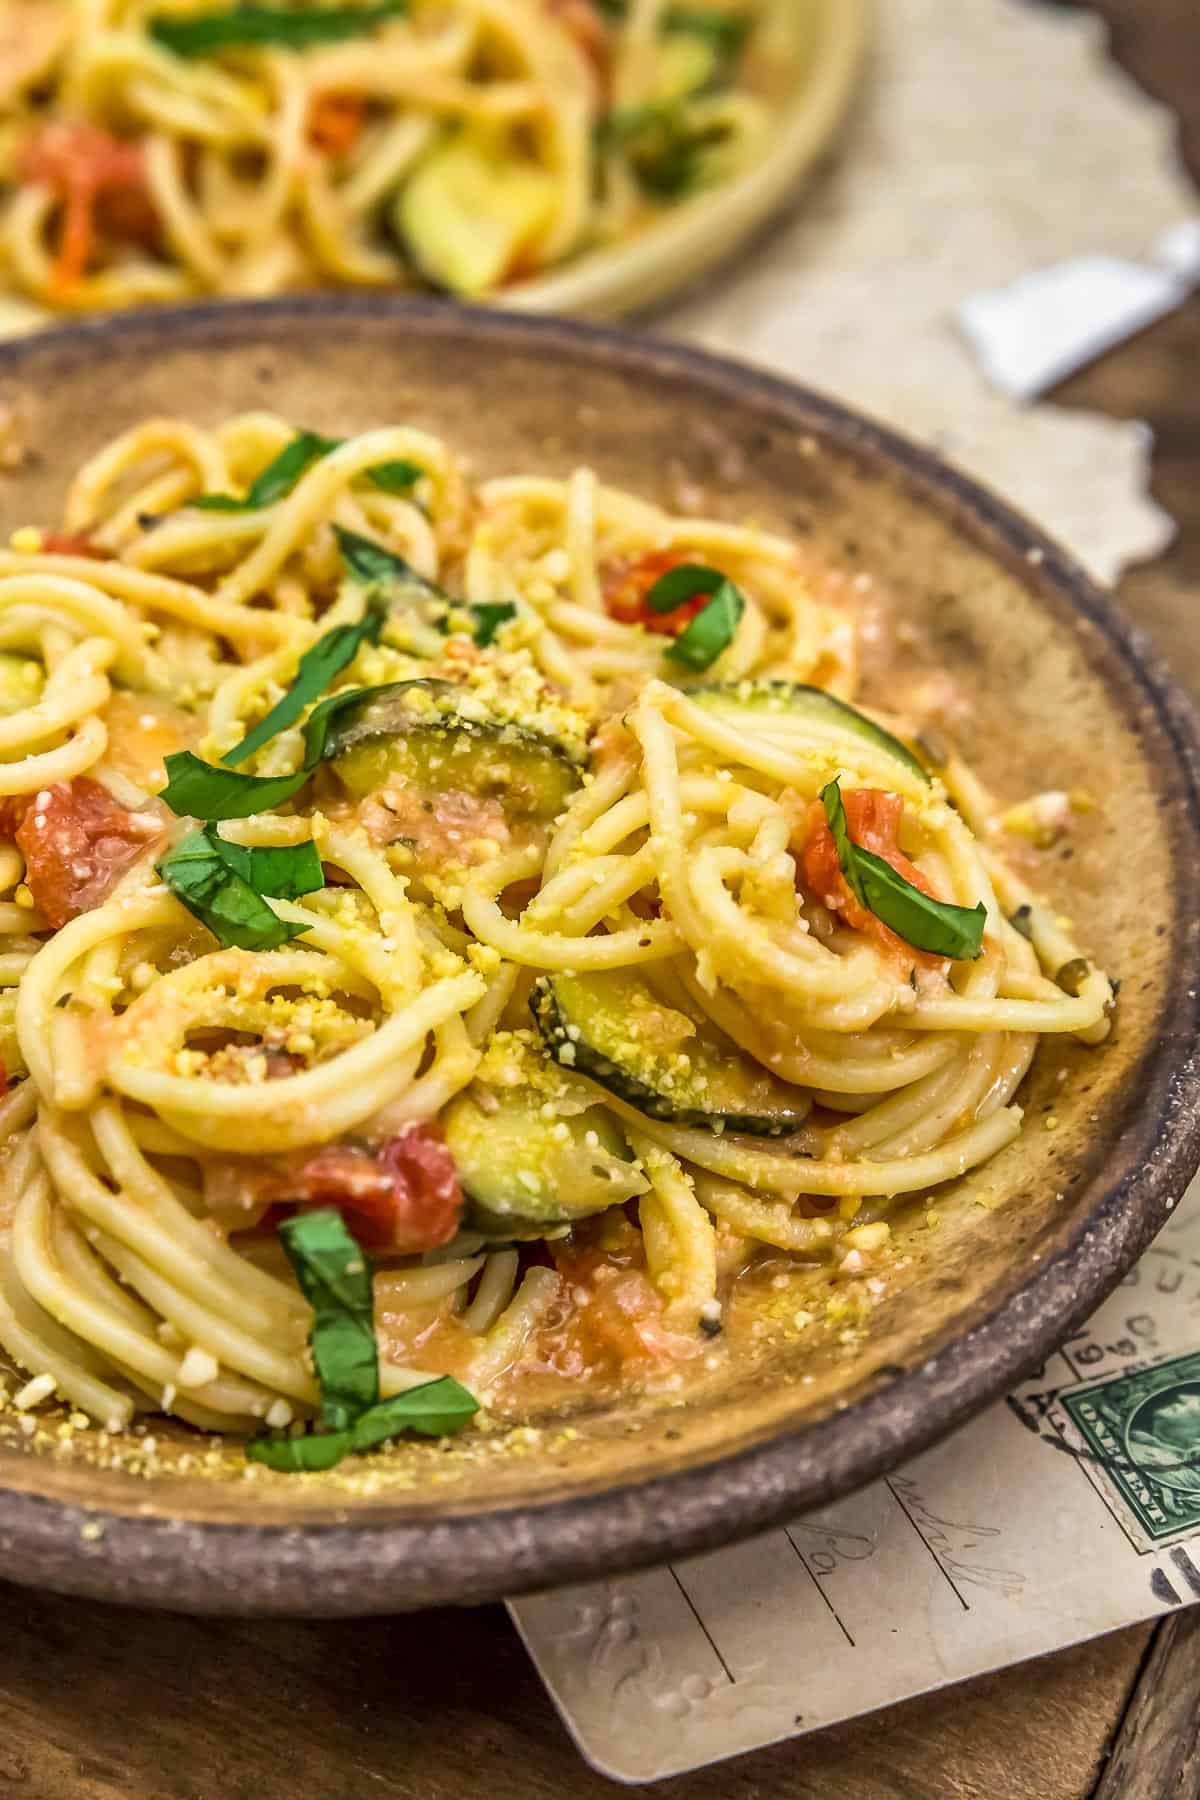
[0,298,1198,1616]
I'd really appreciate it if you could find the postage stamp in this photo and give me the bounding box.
[1057,1350,1200,1548]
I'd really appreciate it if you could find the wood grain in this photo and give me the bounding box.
[1094,1611,1200,1800]
[0,1583,1153,1800]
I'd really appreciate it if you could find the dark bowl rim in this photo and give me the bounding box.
[3,294,1200,1615]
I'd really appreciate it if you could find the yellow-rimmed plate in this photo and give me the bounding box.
[513,0,872,319]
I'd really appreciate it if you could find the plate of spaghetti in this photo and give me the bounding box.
[0,0,867,332]
[0,298,1196,1615]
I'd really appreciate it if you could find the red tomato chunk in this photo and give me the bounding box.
[280,1125,464,1253]
[0,777,162,927]
[17,122,157,293]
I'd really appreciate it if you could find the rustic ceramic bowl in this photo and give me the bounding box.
[0,299,1198,1616]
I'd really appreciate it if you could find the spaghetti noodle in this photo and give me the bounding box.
[0,0,774,328]
[0,412,1113,1467]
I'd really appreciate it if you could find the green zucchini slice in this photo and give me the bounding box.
[394,135,557,298]
[327,679,581,821]
[532,969,809,1136]
[443,1039,646,1233]
[692,681,929,784]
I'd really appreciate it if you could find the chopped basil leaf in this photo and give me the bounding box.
[191,435,425,513]
[188,493,251,512]
[246,1432,350,1473]
[245,1377,479,1472]
[644,562,727,614]
[149,1,406,58]
[190,431,336,511]
[205,834,325,899]
[157,827,322,951]
[224,604,386,769]
[470,602,517,647]
[821,776,860,901]
[366,458,425,496]
[819,779,987,961]
[664,579,744,671]
[254,1204,479,1472]
[603,104,732,199]
[333,524,445,601]
[348,1378,480,1446]
[279,1208,378,1431]
[159,684,391,820]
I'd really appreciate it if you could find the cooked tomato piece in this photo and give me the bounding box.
[548,1223,700,1373]
[5,778,162,928]
[281,1125,464,1253]
[800,786,941,964]
[307,93,368,156]
[602,548,715,636]
[17,122,156,294]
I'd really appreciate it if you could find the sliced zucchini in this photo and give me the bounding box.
[0,653,43,717]
[532,969,809,1136]
[443,1034,647,1232]
[394,133,557,298]
[328,679,581,821]
[692,681,930,784]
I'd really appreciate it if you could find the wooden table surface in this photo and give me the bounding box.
[3,2,1199,1796]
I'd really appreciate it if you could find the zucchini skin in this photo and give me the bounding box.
[531,973,809,1138]
[327,679,581,819]
[443,1074,645,1229]
[692,681,929,784]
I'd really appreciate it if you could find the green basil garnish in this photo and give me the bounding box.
[192,431,338,512]
[333,524,445,600]
[644,561,727,614]
[603,104,732,199]
[246,1208,479,1472]
[224,604,386,769]
[664,580,744,672]
[279,1209,378,1431]
[820,779,987,961]
[469,602,517,647]
[149,1,406,58]
[246,1378,480,1472]
[336,526,514,650]
[366,458,426,496]
[159,683,391,820]
[157,827,323,950]
[191,434,425,513]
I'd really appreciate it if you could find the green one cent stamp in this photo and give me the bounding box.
[1060,1351,1200,1546]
